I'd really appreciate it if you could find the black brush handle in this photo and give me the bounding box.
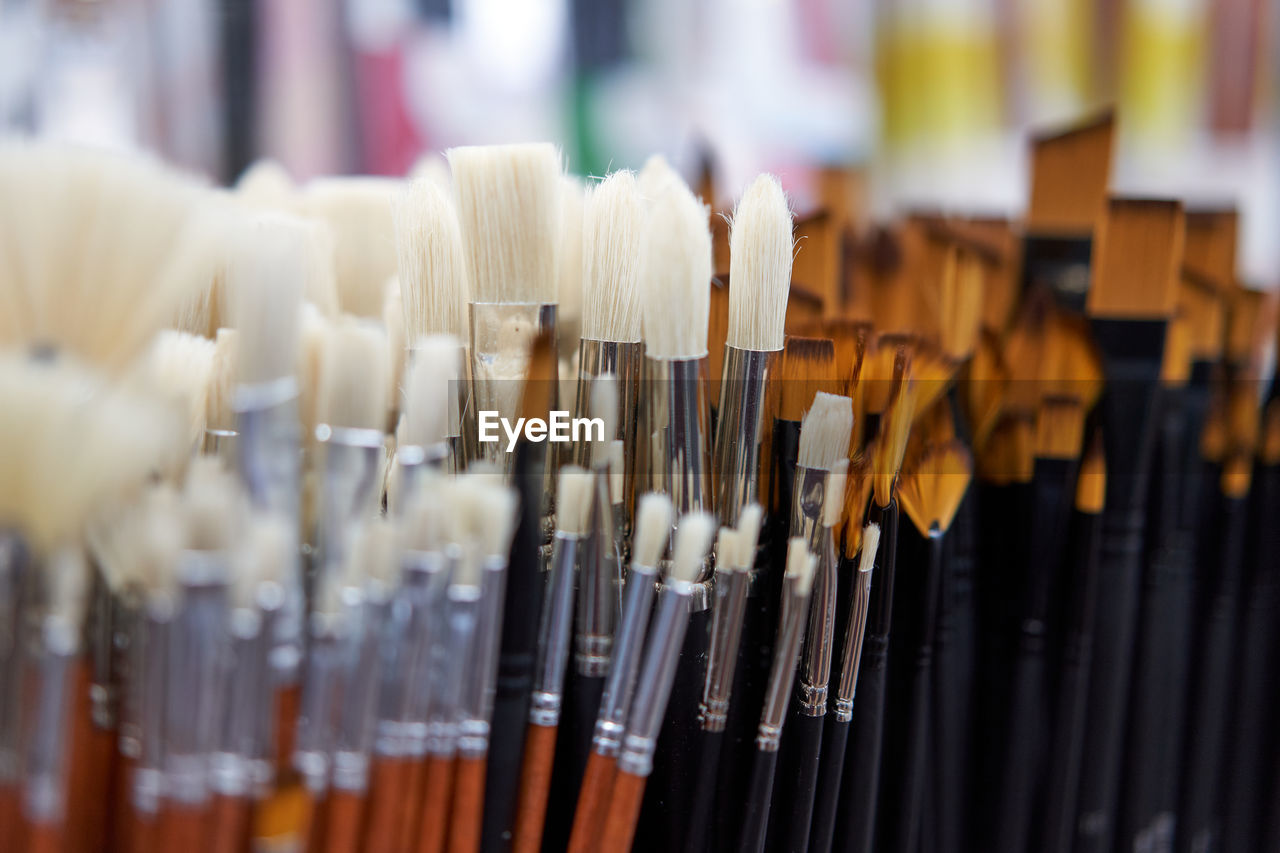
[809,715,849,853]
[777,707,825,853]
[685,728,725,853]
[738,747,779,853]
[993,647,1046,853]
[934,492,974,853]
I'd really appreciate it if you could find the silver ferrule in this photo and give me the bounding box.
[21,606,78,824]
[86,569,116,730]
[616,580,693,776]
[374,549,444,755]
[469,302,558,466]
[834,536,877,721]
[798,528,839,715]
[115,593,144,762]
[328,593,383,792]
[790,466,828,553]
[574,338,642,519]
[593,563,659,756]
[427,582,480,758]
[757,574,809,751]
[418,546,462,749]
[401,551,453,759]
[210,606,263,797]
[700,570,751,731]
[295,623,343,793]
[642,357,714,580]
[139,597,173,776]
[530,532,579,726]
[203,427,238,462]
[463,556,508,732]
[713,347,779,527]
[316,426,385,573]
[249,582,285,781]
[576,473,617,676]
[408,340,475,470]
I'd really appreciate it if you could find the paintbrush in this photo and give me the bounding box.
[1074,198,1184,853]
[299,176,399,320]
[510,466,594,853]
[393,335,460,512]
[634,157,716,851]
[598,513,716,853]
[566,494,673,853]
[557,176,586,365]
[394,177,473,472]
[737,538,816,853]
[683,504,763,853]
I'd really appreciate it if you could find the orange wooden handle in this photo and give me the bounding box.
[23,820,64,853]
[363,757,409,853]
[208,794,251,853]
[0,784,19,850]
[414,755,456,853]
[322,790,366,853]
[567,751,618,853]
[124,806,156,853]
[599,770,646,853]
[447,756,486,853]
[275,683,302,781]
[157,805,209,853]
[510,723,559,853]
[67,661,117,853]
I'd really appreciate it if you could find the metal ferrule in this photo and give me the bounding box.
[210,605,263,798]
[713,347,779,527]
[456,557,506,760]
[757,574,808,752]
[797,528,838,715]
[0,535,24,787]
[642,356,714,580]
[574,338,642,525]
[469,302,558,466]
[700,569,751,731]
[426,582,480,758]
[834,539,876,721]
[249,581,285,794]
[86,569,116,730]
[331,591,386,792]
[576,472,617,677]
[408,340,475,470]
[202,428,238,463]
[530,532,580,726]
[114,592,143,761]
[295,616,345,793]
[592,562,659,757]
[139,594,173,783]
[393,442,452,513]
[616,581,693,776]
[790,466,828,553]
[417,546,461,754]
[317,426,384,572]
[22,571,80,824]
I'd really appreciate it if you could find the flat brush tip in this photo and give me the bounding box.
[798,391,854,470]
[784,537,817,596]
[556,466,595,536]
[633,493,675,567]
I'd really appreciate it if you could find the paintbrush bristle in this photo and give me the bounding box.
[633,493,675,568]
[872,353,914,507]
[1027,110,1115,234]
[557,466,595,537]
[232,513,294,608]
[779,337,838,423]
[857,522,881,572]
[383,278,406,426]
[301,176,400,318]
[448,143,562,305]
[798,392,854,470]
[402,334,458,448]
[235,159,297,209]
[1161,307,1192,386]
[590,373,619,468]
[1180,274,1224,363]
[1035,397,1086,461]
[353,516,401,599]
[1263,400,1280,466]
[134,330,217,451]
[735,503,764,570]
[1183,209,1238,288]
[205,328,239,432]
[558,176,586,355]
[402,473,451,552]
[640,171,712,360]
[582,171,644,343]
[978,414,1036,485]
[1075,432,1106,513]
[939,244,984,361]
[317,317,391,432]
[727,174,792,351]
[296,304,330,448]
[459,475,521,559]
[716,527,739,572]
[394,178,469,340]
[823,459,849,527]
[842,455,873,558]
[183,457,245,551]
[1044,310,1104,408]
[1221,453,1252,499]
[897,441,973,535]
[785,537,817,596]
[1088,198,1184,319]
[226,214,309,385]
[669,512,715,584]
[638,154,683,198]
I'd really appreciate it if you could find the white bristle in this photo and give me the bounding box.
[226,214,308,385]
[402,334,459,447]
[785,537,817,596]
[301,177,400,318]
[88,486,174,594]
[858,522,881,574]
[823,459,849,528]
[139,487,184,597]
[559,358,579,417]
[317,316,391,432]
[383,277,406,424]
[556,466,595,537]
[394,178,468,340]
[458,474,521,559]
[716,527,739,572]
[235,160,297,210]
[409,152,451,187]
[401,473,451,552]
[798,392,854,471]
[589,373,619,468]
[734,503,764,570]
[632,493,674,567]
[608,441,625,504]
[295,304,330,447]
[638,155,683,198]
[205,327,239,432]
[447,143,562,304]
[582,171,644,343]
[558,176,586,354]
[182,457,244,550]
[134,330,217,450]
[47,545,89,631]
[353,517,400,599]
[669,512,715,584]
[640,172,711,360]
[231,513,293,609]
[728,174,792,351]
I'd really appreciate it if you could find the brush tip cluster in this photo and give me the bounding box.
[557,466,596,537]
[318,317,391,433]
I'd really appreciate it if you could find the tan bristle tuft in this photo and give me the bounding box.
[296,305,330,447]
[582,171,644,343]
[897,441,973,535]
[861,336,908,416]
[872,355,914,507]
[1043,309,1104,409]
[728,174,793,352]
[857,522,881,573]
[352,517,400,595]
[798,392,854,470]
[779,337,838,422]
[589,373,619,468]
[1201,395,1227,463]
[641,172,712,360]
[383,278,406,425]
[556,466,595,536]
[394,178,468,339]
[669,512,715,584]
[402,335,458,447]
[401,474,451,552]
[557,176,586,356]
[1087,198,1184,319]
[633,493,674,567]
[1075,432,1106,513]
[226,214,308,385]
[182,457,244,550]
[230,513,293,609]
[1183,209,1238,289]
[1222,453,1252,498]
[963,331,1008,451]
[409,152,451,187]
[134,331,217,450]
[734,503,764,569]
[519,332,558,422]
[1027,110,1115,234]
[1035,397,1086,461]
[638,155,683,198]
[235,160,297,210]
[823,460,849,527]
[301,177,399,318]
[978,414,1036,485]
[906,339,960,422]
[1228,381,1261,456]
[317,317,391,432]
[448,143,562,304]
[785,537,817,596]
[842,455,873,558]
[939,244,984,361]
[463,477,520,559]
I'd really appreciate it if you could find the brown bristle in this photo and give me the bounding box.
[518,331,557,422]
[1221,453,1252,498]
[817,166,865,233]
[1183,209,1238,289]
[1002,292,1053,414]
[778,336,838,423]
[897,441,973,535]
[1180,272,1225,362]
[1045,309,1105,408]
[792,209,840,313]
[711,215,731,281]
[1200,393,1227,462]
[1087,198,1184,319]
[842,454,872,558]
[1075,431,1106,513]
[1160,306,1192,386]
[939,244,985,361]
[1262,399,1280,465]
[860,337,903,416]
[708,277,730,405]
[963,330,1009,452]
[977,413,1036,485]
[907,338,961,424]
[872,353,913,507]
[1227,379,1261,456]
[1225,287,1270,368]
[1035,396,1086,460]
[917,398,957,448]
[784,283,825,335]
[1027,110,1116,234]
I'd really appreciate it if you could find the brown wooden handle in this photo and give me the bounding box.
[447,756,486,853]
[23,820,65,853]
[363,757,409,853]
[415,755,456,853]
[157,805,210,853]
[67,661,116,853]
[0,784,19,849]
[599,770,646,853]
[567,751,618,853]
[123,805,155,853]
[510,723,559,853]
[322,790,366,853]
[274,683,302,780]
[208,794,251,853]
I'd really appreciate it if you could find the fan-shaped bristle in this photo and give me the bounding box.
[897,441,974,535]
[798,392,854,470]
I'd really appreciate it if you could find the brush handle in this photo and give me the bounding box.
[416,755,456,853]
[778,708,824,853]
[449,756,486,853]
[157,805,210,853]
[364,756,410,853]
[992,645,1046,853]
[738,747,779,853]
[808,715,849,853]
[933,495,973,853]
[209,794,252,853]
[511,723,558,853]
[23,820,63,853]
[543,672,605,853]
[322,791,364,853]
[684,728,725,853]
[568,751,617,853]
[0,784,16,850]
[600,769,647,853]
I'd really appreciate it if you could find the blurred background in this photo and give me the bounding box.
[0,0,1276,284]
